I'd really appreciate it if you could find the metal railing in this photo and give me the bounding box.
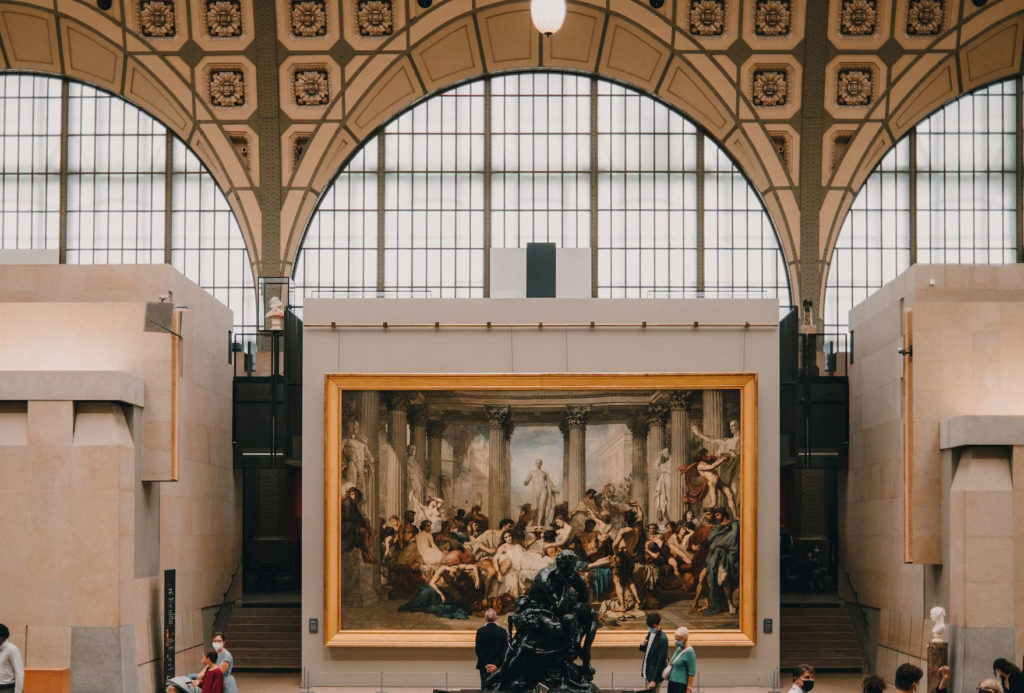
[211,560,242,637]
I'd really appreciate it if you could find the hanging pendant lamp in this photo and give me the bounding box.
[530,0,567,36]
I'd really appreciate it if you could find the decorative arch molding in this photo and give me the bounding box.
[815,3,1024,308]
[0,2,259,269]
[279,2,800,288]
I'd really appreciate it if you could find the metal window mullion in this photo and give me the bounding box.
[484,79,492,297]
[58,80,69,263]
[164,131,173,265]
[1016,76,1023,263]
[909,129,918,265]
[377,133,386,293]
[590,78,598,297]
[696,134,705,293]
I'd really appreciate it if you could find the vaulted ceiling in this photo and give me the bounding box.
[0,0,1021,306]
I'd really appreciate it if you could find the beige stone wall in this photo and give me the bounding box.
[302,298,781,688]
[845,264,1024,678]
[0,265,239,691]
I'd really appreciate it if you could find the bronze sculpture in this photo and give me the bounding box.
[485,550,599,692]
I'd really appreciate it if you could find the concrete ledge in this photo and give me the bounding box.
[939,415,1024,449]
[0,371,145,407]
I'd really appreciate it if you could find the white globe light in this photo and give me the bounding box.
[530,0,567,36]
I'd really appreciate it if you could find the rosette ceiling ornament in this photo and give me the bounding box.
[530,0,566,36]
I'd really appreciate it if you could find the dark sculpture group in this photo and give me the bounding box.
[484,550,599,693]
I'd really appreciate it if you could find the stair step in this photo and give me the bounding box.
[224,605,302,672]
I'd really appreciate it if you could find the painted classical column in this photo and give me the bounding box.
[450,425,474,509]
[564,405,590,508]
[501,419,515,522]
[627,418,649,514]
[409,405,428,493]
[668,391,691,520]
[426,420,446,498]
[358,390,380,540]
[485,406,510,521]
[646,404,667,520]
[559,418,570,502]
[385,392,413,518]
[702,389,725,439]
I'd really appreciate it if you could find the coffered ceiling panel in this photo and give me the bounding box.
[0,6,60,71]
[477,6,537,70]
[410,18,482,93]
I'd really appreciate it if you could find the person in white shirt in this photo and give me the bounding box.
[0,623,24,693]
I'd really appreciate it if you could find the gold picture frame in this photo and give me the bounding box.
[324,373,758,647]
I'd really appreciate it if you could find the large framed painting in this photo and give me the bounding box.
[324,373,757,647]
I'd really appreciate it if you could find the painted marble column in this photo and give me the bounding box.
[358,390,380,539]
[385,392,413,518]
[668,391,691,521]
[559,418,570,503]
[564,405,590,508]
[408,405,428,497]
[627,418,649,514]
[485,406,510,521]
[427,420,446,498]
[702,389,725,439]
[501,419,515,522]
[646,404,667,521]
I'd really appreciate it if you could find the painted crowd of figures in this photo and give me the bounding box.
[340,439,741,626]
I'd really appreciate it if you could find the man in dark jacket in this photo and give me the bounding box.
[475,608,508,690]
[640,612,669,691]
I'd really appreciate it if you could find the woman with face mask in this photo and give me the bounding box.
[664,626,696,693]
[788,664,815,693]
[211,633,237,693]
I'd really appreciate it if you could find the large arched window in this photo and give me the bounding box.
[824,78,1020,344]
[0,74,258,338]
[292,73,789,309]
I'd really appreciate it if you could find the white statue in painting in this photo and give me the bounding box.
[930,606,947,643]
[690,419,740,518]
[653,447,672,522]
[524,459,557,526]
[341,419,374,493]
[405,444,428,512]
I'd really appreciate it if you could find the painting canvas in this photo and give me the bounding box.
[324,374,757,647]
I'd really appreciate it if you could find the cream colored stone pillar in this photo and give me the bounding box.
[485,405,510,521]
[627,418,649,514]
[948,446,1015,687]
[646,404,667,519]
[427,420,446,498]
[668,391,691,520]
[565,405,590,508]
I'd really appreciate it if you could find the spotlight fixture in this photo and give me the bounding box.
[530,0,567,36]
[649,0,666,7]
[971,0,987,6]
[97,0,112,9]
[417,0,432,7]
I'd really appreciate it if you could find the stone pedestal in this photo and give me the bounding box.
[927,642,947,693]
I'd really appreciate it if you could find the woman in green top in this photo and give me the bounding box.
[666,626,696,693]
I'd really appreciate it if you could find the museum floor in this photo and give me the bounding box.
[234,671,866,692]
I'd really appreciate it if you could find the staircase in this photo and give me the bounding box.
[781,602,866,673]
[224,603,301,672]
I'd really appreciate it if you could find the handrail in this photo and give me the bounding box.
[838,556,869,630]
[212,560,242,636]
